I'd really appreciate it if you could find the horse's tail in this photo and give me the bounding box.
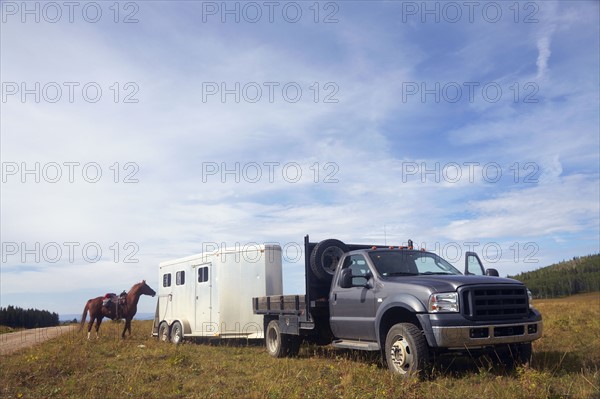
[79,300,90,331]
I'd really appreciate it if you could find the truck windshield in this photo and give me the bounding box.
[368,250,462,277]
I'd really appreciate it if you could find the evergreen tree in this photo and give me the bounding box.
[0,305,61,329]
[509,254,600,298]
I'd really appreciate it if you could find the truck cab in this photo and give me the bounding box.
[329,247,542,374]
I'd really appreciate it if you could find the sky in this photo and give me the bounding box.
[1,1,599,317]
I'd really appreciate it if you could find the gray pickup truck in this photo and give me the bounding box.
[253,236,543,377]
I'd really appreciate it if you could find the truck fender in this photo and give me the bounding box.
[277,315,300,335]
[374,294,427,346]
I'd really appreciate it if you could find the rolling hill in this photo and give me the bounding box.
[509,254,600,298]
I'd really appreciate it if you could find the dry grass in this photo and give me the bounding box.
[1,293,599,399]
[0,326,22,335]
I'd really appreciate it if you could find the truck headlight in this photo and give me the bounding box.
[428,292,459,313]
[527,289,533,309]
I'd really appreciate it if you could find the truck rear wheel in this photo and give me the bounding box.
[385,323,428,378]
[287,335,301,357]
[266,320,300,358]
[310,239,349,281]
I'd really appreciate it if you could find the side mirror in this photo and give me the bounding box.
[485,268,499,277]
[339,268,370,288]
[340,268,353,288]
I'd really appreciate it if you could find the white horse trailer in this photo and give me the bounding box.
[152,244,283,343]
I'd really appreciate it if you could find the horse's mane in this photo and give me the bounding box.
[128,280,146,294]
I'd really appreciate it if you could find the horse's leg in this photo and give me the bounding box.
[121,319,129,339]
[95,317,102,339]
[87,317,95,340]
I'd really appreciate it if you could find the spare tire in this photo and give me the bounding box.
[310,239,349,281]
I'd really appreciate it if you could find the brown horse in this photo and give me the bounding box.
[80,280,156,339]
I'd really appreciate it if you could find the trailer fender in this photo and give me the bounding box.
[162,319,192,336]
[179,319,192,335]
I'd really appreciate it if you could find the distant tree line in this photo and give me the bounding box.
[0,305,59,329]
[509,254,600,298]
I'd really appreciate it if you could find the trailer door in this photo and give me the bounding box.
[194,262,213,333]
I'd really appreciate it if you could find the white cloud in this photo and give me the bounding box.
[536,36,552,80]
[438,174,599,240]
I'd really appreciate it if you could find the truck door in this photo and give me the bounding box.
[329,254,377,341]
[194,263,212,333]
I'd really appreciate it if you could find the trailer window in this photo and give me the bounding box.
[162,273,172,287]
[198,266,209,283]
[176,270,185,285]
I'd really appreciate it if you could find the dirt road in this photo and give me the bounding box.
[0,325,78,356]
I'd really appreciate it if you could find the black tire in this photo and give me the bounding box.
[265,320,299,358]
[287,335,301,357]
[515,342,533,365]
[170,321,184,345]
[310,239,349,281]
[494,342,532,368]
[158,322,170,342]
[384,323,429,378]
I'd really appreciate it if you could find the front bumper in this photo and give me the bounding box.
[417,310,543,349]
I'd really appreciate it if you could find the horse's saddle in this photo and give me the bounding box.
[102,292,127,308]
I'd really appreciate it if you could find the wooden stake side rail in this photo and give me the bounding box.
[253,295,307,315]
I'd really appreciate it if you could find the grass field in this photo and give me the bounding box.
[1,293,598,399]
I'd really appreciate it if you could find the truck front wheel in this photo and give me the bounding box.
[494,342,532,368]
[266,320,300,358]
[514,342,533,365]
[385,323,429,378]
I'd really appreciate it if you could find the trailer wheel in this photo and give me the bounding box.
[266,320,299,358]
[158,322,170,342]
[310,239,349,281]
[385,323,428,378]
[170,321,184,345]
